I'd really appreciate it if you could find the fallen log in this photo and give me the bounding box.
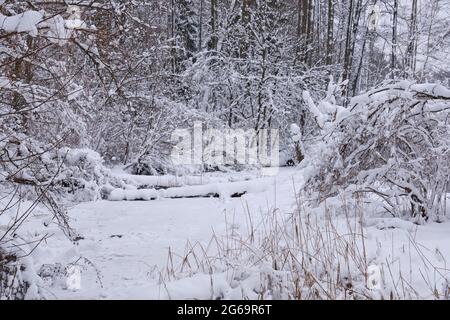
[108,180,267,201]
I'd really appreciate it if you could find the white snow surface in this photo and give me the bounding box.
[2,168,450,299]
[0,11,43,36]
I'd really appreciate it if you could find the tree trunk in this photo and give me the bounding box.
[209,0,218,51]
[391,0,398,79]
[342,0,355,103]
[171,0,176,72]
[326,0,334,65]
[306,0,314,65]
[405,0,418,78]
[199,0,204,50]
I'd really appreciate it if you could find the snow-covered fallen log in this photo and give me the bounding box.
[113,174,202,189]
[109,179,270,201]
[112,172,257,189]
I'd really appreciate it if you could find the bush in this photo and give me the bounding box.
[0,249,29,300]
[308,81,450,222]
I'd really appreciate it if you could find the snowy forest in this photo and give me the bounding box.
[1,0,450,300]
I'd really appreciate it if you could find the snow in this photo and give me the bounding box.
[46,15,69,45]
[65,19,87,30]
[60,148,103,166]
[410,83,450,98]
[113,171,257,189]
[0,11,43,36]
[109,178,271,201]
[303,91,325,128]
[3,167,449,299]
[290,124,301,143]
[0,76,9,89]
[27,198,252,299]
[1,0,449,302]
[109,188,157,201]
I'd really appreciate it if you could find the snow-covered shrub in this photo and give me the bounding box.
[309,81,450,222]
[51,148,109,203]
[0,247,44,300]
[0,249,29,300]
[0,138,102,299]
[1,133,110,204]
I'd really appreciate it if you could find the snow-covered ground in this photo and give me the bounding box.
[3,168,450,299]
[10,168,299,299]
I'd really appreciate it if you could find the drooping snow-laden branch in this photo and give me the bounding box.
[307,81,450,223]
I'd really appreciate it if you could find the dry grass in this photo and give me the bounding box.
[160,192,450,300]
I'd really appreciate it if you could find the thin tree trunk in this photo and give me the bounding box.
[352,26,368,96]
[391,0,398,79]
[342,0,355,103]
[326,0,334,65]
[210,0,218,51]
[297,0,302,37]
[301,0,309,36]
[171,0,176,72]
[297,0,309,62]
[405,0,418,78]
[199,0,204,51]
[306,0,314,65]
[348,0,363,94]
